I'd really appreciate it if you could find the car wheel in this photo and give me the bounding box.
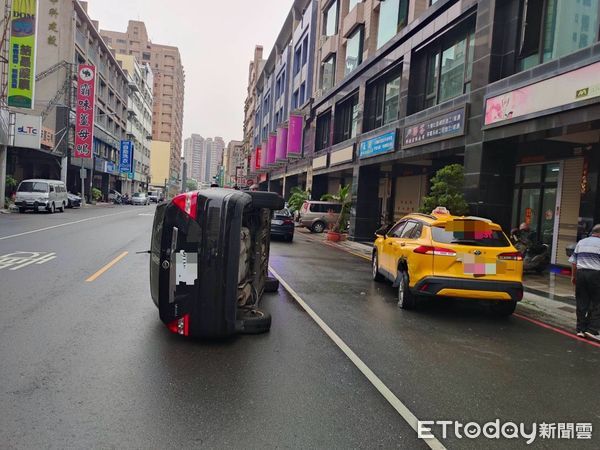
[18,207,25,213]
[49,203,55,214]
[490,300,517,317]
[372,251,385,282]
[397,270,416,310]
[237,308,271,334]
[264,276,279,293]
[311,221,326,233]
[285,234,294,242]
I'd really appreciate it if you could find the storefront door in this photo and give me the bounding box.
[511,162,560,248]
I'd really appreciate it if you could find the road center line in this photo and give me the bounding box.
[86,251,129,282]
[268,266,446,450]
[0,210,135,241]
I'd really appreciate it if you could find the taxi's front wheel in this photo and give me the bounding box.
[372,251,384,282]
[397,270,416,310]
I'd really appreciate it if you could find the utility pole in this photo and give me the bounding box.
[0,0,10,210]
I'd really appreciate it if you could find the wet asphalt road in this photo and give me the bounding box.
[1,206,599,449]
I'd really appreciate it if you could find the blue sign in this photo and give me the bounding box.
[106,161,115,173]
[359,131,396,159]
[119,140,133,173]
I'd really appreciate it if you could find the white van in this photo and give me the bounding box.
[15,179,68,213]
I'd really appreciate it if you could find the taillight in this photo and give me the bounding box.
[166,314,190,336]
[498,252,523,261]
[172,192,198,219]
[414,245,456,257]
[283,219,294,225]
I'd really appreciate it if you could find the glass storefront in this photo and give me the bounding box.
[511,162,560,246]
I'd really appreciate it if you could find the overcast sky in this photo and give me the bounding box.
[86,0,292,145]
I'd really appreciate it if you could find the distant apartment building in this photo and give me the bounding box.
[115,54,153,194]
[202,137,225,184]
[223,140,245,186]
[100,21,185,189]
[183,134,205,181]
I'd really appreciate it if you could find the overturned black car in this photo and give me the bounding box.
[150,189,284,338]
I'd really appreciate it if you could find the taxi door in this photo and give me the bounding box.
[381,220,406,276]
[389,221,421,278]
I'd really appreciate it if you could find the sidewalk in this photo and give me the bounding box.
[296,228,578,333]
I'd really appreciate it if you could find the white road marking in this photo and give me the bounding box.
[269,266,446,450]
[0,252,57,271]
[138,213,154,216]
[0,210,134,241]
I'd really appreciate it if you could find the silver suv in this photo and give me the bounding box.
[299,201,342,233]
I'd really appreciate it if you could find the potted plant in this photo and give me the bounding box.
[321,184,351,241]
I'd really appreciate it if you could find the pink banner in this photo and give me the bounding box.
[74,64,96,158]
[276,126,288,162]
[259,141,268,170]
[267,134,277,166]
[287,114,303,158]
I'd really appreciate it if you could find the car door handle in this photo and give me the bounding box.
[387,242,394,245]
[400,243,406,247]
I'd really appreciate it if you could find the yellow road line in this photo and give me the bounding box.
[86,251,129,282]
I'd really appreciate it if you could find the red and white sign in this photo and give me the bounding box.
[74,64,96,158]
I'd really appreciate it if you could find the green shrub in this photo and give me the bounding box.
[420,164,469,216]
[91,187,102,202]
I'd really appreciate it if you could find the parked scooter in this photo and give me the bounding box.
[510,224,551,273]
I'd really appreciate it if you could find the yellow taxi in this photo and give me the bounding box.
[372,207,524,315]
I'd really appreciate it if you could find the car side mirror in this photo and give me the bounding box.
[375,225,390,238]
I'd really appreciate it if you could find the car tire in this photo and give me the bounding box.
[311,221,326,233]
[49,203,55,214]
[490,300,517,317]
[285,234,294,242]
[372,251,385,282]
[397,270,416,310]
[18,207,25,214]
[264,276,279,293]
[248,191,285,210]
[237,308,272,334]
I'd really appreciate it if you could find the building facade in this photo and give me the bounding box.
[5,0,130,202]
[244,0,600,270]
[115,54,153,194]
[100,21,185,194]
[183,134,205,182]
[243,46,265,185]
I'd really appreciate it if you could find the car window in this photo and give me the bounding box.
[18,181,48,193]
[388,220,407,238]
[328,204,342,213]
[400,221,418,239]
[431,223,510,247]
[133,193,140,197]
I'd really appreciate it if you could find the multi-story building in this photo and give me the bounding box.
[247,0,318,197]
[202,137,225,184]
[6,0,130,201]
[245,0,600,270]
[183,134,205,182]
[100,21,185,194]
[243,46,265,184]
[115,54,153,194]
[223,140,245,187]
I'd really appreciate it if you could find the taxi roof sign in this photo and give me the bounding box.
[431,206,450,215]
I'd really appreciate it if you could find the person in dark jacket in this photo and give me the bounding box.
[569,223,600,341]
